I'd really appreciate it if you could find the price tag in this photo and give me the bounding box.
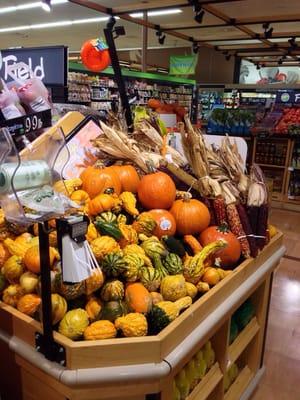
[0,109,52,137]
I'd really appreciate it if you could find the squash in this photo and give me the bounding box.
[81,166,121,199]
[2,255,23,283]
[183,235,203,254]
[53,178,82,195]
[115,313,148,337]
[125,282,152,314]
[161,236,186,258]
[147,296,192,334]
[160,275,187,302]
[119,192,139,216]
[19,271,39,294]
[139,235,168,259]
[17,294,41,316]
[150,292,164,305]
[112,165,140,193]
[86,223,99,243]
[132,212,157,237]
[70,190,90,206]
[118,223,138,248]
[2,284,24,307]
[123,244,152,268]
[123,253,144,282]
[163,253,183,275]
[91,236,120,261]
[102,251,126,278]
[85,269,105,295]
[199,225,241,268]
[97,211,118,224]
[148,210,176,239]
[84,320,117,340]
[55,273,86,300]
[51,293,67,325]
[170,198,210,236]
[0,243,10,267]
[201,267,220,286]
[185,282,197,299]
[152,254,168,280]
[95,219,123,240]
[32,225,57,247]
[100,300,127,322]
[85,296,102,321]
[196,282,210,294]
[139,267,161,292]
[3,238,31,258]
[23,245,58,274]
[100,280,124,302]
[137,171,176,210]
[183,240,227,284]
[88,193,118,216]
[58,309,89,340]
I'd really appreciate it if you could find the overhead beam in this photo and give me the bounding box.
[236,14,300,25]
[196,32,300,43]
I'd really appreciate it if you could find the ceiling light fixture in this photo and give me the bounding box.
[278,58,283,65]
[288,36,297,48]
[41,0,52,12]
[188,0,205,24]
[262,22,273,39]
[130,9,182,18]
[192,42,199,54]
[156,29,166,45]
[0,0,68,14]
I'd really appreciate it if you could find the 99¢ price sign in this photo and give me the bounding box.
[24,114,42,133]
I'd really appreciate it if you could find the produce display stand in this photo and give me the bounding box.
[0,232,285,400]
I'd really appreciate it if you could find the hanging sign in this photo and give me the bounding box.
[169,55,197,76]
[275,90,300,104]
[0,46,67,86]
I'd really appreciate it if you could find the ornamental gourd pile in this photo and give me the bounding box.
[0,164,277,341]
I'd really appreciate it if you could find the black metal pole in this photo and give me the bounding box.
[38,221,55,361]
[190,84,199,124]
[104,23,133,132]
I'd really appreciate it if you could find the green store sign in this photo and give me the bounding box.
[169,55,198,76]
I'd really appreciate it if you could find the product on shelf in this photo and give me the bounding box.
[275,107,300,135]
[224,362,239,392]
[229,299,255,344]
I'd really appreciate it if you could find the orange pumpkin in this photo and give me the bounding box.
[17,294,41,316]
[170,198,210,236]
[81,39,111,73]
[23,245,58,274]
[148,98,161,110]
[88,194,116,216]
[148,209,176,239]
[0,242,10,267]
[137,172,176,210]
[125,282,152,314]
[70,190,90,205]
[81,166,121,199]
[112,165,140,193]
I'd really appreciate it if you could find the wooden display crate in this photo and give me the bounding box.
[0,233,283,370]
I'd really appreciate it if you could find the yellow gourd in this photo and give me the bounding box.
[123,244,152,267]
[90,236,120,261]
[185,282,198,299]
[70,190,90,205]
[17,294,41,316]
[86,223,99,243]
[85,297,102,321]
[3,238,30,258]
[160,274,187,302]
[2,284,24,307]
[115,313,148,337]
[84,320,116,340]
[53,178,82,195]
[119,192,139,216]
[118,223,138,248]
[2,255,24,283]
[85,269,105,296]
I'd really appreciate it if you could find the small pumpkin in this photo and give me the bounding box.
[85,296,102,321]
[123,244,152,267]
[170,198,210,236]
[112,165,140,193]
[185,282,198,299]
[139,235,168,259]
[137,172,176,210]
[58,308,89,340]
[201,267,220,286]
[19,271,39,294]
[90,236,120,261]
[160,275,187,302]
[70,190,90,205]
[51,293,68,325]
[2,255,23,283]
[115,313,148,337]
[100,280,124,302]
[97,211,118,224]
[148,209,176,239]
[2,284,24,307]
[14,232,33,246]
[23,245,58,274]
[100,300,127,322]
[17,294,41,316]
[88,193,117,216]
[81,166,121,199]
[53,178,82,195]
[85,269,105,296]
[125,282,152,314]
[84,320,117,340]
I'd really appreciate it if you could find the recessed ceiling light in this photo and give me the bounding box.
[0,0,68,15]
[130,9,182,18]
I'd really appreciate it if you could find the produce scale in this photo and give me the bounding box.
[0,111,285,400]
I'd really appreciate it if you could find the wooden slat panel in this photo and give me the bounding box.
[186,363,223,400]
[224,366,253,400]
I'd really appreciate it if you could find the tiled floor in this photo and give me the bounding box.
[251,208,300,400]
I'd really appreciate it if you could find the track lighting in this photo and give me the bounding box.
[288,37,297,48]
[225,54,231,61]
[41,0,52,12]
[195,9,205,24]
[192,42,199,54]
[278,58,283,65]
[156,29,166,45]
[188,0,205,24]
[256,64,261,70]
[262,22,273,39]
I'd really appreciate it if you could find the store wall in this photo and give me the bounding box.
[118,46,235,84]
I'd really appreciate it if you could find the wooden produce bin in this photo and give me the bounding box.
[0,233,285,400]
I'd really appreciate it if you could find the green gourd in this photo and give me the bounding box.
[139,267,161,292]
[122,253,144,282]
[100,301,127,322]
[94,220,123,240]
[97,212,117,224]
[102,252,126,278]
[163,253,183,275]
[175,370,190,400]
[139,235,168,259]
[100,280,124,302]
[161,236,186,257]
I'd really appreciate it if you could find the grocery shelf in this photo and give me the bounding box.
[224,366,254,400]
[228,318,260,367]
[186,363,223,400]
[256,163,285,169]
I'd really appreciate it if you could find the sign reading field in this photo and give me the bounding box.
[169,55,197,76]
[0,46,67,86]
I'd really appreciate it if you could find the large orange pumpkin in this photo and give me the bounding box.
[112,165,140,193]
[81,166,121,199]
[170,198,210,236]
[199,225,241,268]
[137,172,176,210]
[148,209,176,239]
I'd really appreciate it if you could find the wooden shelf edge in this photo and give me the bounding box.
[228,317,260,367]
[186,363,223,400]
[224,366,254,400]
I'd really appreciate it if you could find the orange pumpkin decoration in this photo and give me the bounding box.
[23,245,58,274]
[199,225,241,268]
[70,190,90,205]
[148,209,176,239]
[88,193,116,216]
[81,166,121,199]
[137,172,176,210]
[125,282,152,314]
[0,242,10,267]
[147,98,161,110]
[170,198,210,236]
[80,39,111,72]
[112,165,140,193]
[17,294,41,316]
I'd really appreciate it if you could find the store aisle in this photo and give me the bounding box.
[251,209,300,400]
